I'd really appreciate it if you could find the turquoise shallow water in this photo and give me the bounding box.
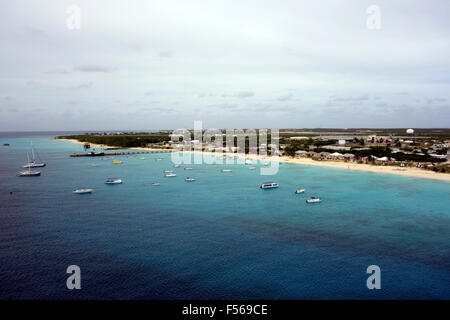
[0,134,449,299]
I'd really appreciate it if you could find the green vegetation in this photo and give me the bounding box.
[58,134,170,148]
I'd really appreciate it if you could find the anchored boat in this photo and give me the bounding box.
[105,178,123,184]
[18,153,41,176]
[73,189,93,194]
[185,177,196,182]
[260,182,279,189]
[294,189,305,194]
[23,141,46,168]
[306,197,321,203]
[165,173,176,177]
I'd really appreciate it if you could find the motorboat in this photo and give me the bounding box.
[163,170,173,173]
[263,162,269,166]
[185,177,196,182]
[249,166,256,170]
[260,182,279,189]
[165,173,177,177]
[245,160,253,165]
[184,167,193,170]
[294,189,305,194]
[73,189,93,194]
[112,160,122,164]
[105,178,123,184]
[174,164,180,168]
[151,182,161,186]
[306,197,321,203]
[221,169,232,172]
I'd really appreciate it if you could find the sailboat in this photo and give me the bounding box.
[23,141,46,168]
[18,153,41,176]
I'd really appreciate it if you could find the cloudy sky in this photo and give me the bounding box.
[0,0,449,130]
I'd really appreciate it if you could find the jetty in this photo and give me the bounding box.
[70,150,171,157]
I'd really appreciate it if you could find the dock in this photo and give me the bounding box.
[70,150,172,157]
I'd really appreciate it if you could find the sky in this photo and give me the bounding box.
[0,0,449,131]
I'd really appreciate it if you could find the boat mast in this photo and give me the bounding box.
[31,141,35,162]
[26,152,31,173]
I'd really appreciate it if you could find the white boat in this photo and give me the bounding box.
[306,197,321,203]
[156,158,164,161]
[185,177,196,182]
[23,141,46,168]
[18,169,41,177]
[151,182,161,186]
[245,160,253,165]
[140,157,146,160]
[260,182,279,189]
[165,173,177,177]
[263,162,269,166]
[105,178,123,184]
[174,164,180,168]
[249,166,256,170]
[18,153,41,176]
[294,189,305,194]
[163,170,173,173]
[221,169,232,172]
[184,167,193,170]
[73,189,93,194]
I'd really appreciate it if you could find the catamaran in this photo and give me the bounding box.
[23,141,46,168]
[18,153,41,176]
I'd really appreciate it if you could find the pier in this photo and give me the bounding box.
[70,150,172,157]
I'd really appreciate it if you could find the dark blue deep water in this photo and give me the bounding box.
[0,133,449,299]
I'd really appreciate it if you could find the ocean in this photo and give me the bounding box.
[0,133,449,299]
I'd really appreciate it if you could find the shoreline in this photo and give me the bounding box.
[58,138,450,182]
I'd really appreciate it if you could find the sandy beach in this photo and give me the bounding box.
[59,138,450,182]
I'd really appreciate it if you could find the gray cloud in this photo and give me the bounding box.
[277,94,293,102]
[157,50,172,59]
[74,65,111,73]
[330,94,370,102]
[75,82,93,89]
[234,91,255,98]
